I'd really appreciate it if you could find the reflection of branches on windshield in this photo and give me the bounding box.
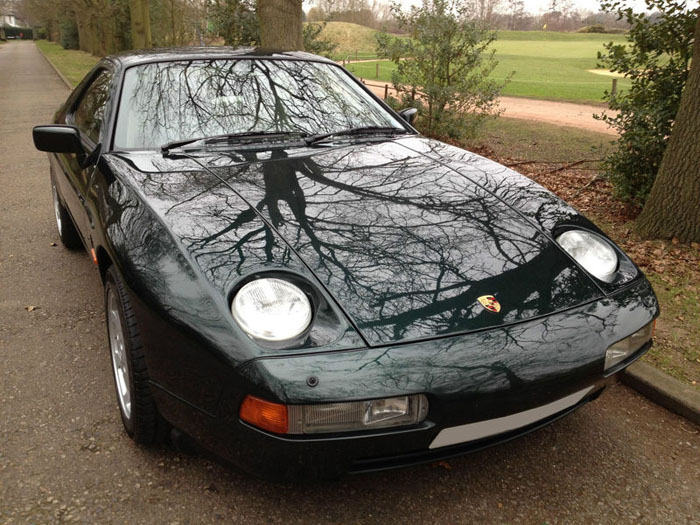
[117,58,400,149]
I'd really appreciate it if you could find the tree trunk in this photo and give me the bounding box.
[87,15,100,55]
[637,20,700,243]
[257,0,303,51]
[102,13,116,55]
[75,13,88,52]
[129,0,152,49]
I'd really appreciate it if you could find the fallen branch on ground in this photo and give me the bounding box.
[547,159,589,174]
[572,173,605,197]
[505,159,602,168]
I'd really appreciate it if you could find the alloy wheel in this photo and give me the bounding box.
[107,287,132,420]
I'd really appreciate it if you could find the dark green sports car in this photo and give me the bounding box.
[33,48,658,481]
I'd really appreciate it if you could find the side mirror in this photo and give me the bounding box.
[398,107,418,125]
[33,125,84,154]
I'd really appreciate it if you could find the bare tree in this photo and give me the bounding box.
[475,0,502,24]
[506,0,524,29]
[129,0,152,48]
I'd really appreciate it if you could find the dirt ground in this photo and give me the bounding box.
[1,41,698,524]
[360,80,618,135]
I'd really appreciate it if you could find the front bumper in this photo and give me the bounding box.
[151,278,658,481]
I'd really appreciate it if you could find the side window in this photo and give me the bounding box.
[73,70,112,145]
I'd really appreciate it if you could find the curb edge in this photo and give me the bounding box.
[621,361,700,426]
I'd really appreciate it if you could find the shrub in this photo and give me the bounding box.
[595,0,696,205]
[578,24,607,33]
[59,19,79,49]
[303,22,338,58]
[376,0,508,140]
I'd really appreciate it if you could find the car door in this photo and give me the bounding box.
[55,68,113,243]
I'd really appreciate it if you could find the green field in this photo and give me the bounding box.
[338,25,630,103]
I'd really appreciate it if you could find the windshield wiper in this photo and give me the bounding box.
[304,126,411,146]
[161,131,307,153]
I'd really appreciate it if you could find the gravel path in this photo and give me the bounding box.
[360,80,618,135]
[498,95,616,135]
[0,41,697,524]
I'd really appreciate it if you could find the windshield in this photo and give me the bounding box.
[113,58,405,150]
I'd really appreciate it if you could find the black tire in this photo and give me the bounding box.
[104,266,167,444]
[50,176,82,250]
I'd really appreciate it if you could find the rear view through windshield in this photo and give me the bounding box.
[113,58,404,149]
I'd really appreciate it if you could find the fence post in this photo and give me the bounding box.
[611,78,618,97]
[384,84,389,99]
[411,87,416,101]
[376,62,379,79]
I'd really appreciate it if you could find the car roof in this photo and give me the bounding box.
[107,46,336,68]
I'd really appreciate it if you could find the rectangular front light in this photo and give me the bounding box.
[287,394,429,434]
[604,321,654,371]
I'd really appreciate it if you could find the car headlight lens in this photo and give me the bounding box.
[240,394,429,434]
[556,230,618,282]
[605,321,654,371]
[232,278,312,342]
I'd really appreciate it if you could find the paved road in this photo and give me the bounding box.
[1,41,698,524]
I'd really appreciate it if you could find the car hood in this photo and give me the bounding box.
[174,136,603,347]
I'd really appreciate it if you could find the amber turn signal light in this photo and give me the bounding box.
[239,395,288,434]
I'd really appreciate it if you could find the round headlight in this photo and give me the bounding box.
[556,230,618,283]
[232,278,312,342]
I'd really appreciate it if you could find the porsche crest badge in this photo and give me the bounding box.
[477,295,501,313]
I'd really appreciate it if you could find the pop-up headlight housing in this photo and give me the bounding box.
[231,277,312,343]
[556,230,619,283]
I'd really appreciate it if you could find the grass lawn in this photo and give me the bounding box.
[463,116,613,162]
[645,272,700,386]
[492,38,630,102]
[343,26,630,103]
[35,40,98,87]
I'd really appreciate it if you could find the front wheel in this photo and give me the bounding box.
[104,266,167,444]
[50,178,82,250]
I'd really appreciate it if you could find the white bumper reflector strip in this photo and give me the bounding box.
[429,386,594,449]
